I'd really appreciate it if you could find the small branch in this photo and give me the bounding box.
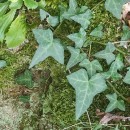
[88,44,92,59]
[106,80,128,102]
[91,0,105,11]
[86,110,93,130]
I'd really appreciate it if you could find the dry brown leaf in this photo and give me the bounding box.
[100,113,130,124]
[121,2,130,27]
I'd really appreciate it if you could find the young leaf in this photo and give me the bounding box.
[67,28,86,48]
[90,24,103,38]
[5,14,27,48]
[29,29,64,68]
[106,93,125,112]
[66,46,86,70]
[102,54,124,80]
[40,9,59,27]
[94,42,116,65]
[79,59,103,77]
[9,0,23,9]
[123,67,130,85]
[0,9,16,42]
[0,1,9,16]
[15,70,34,88]
[67,69,107,120]
[0,60,6,68]
[105,0,129,19]
[71,9,92,29]
[23,0,38,9]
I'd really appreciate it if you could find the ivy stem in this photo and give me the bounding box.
[53,22,63,35]
[91,0,104,11]
[106,80,128,102]
[88,44,92,59]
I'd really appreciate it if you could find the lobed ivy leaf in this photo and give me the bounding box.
[94,42,116,65]
[102,54,124,80]
[40,9,59,27]
[23,0,38,9]
[67,28,86,48]
[29,29,64,68]
[5,14,27,48]
[123,67,130,85]
[79,59,103,77]
[62,0,78,20]
[105,0,129,19]
[0,9,16,42]
[0,1,9,16]
[106,93,125,112]
[0,60,6,68]
[71,9,92,29]
[66,46,86,70]
[15,70,34,88]
[9,0,23,9]
[67,69,107,120]
[90,24,103,38]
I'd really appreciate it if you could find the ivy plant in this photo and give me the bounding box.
[1,0,130,121]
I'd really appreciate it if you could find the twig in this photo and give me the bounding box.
[88,44,92,59]
[106,80,128,102]
[86,110,93,130]
[91,0,105,11]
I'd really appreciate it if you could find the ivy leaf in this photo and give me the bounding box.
[62,0,78,20]
[90,24,103,38]
[105,0,129,19]
[23,0,38,9]
[79,59,103,77]
[0,1,9,16]
[15,70,34,88]
[0,60,6,68]
[67,69,107,119]
[29,29,64,68]
[40,9,59,27]
[120,25,130,46]
[106,93,125,112]
[94,42,116,65]
[9,0,23,9]
[67,28,86,48]
[123,67,130,85]
[66,46,86,70]
[71,9,92,29]
[5,14,27,48]
[0,9,16,42]
[102,54,124,80]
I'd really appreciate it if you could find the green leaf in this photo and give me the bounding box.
[94,42,116,65]
[19,95,30,103]
[0,1,9,16]
[106,93,125,112]
[62,0,78,20]
[120,25,130,46]
[15,70,34,88]
[40,9,59,27]
[102,54,124,80]
[29,29,64,68]
[123,67,130,85]
[66,46,86,70]
[105,0,129,19]
[23,0,38,9]
[67,69,107,119]
[5,14,27,48]
[90,24,103,38]
[9,0,23,9]
[0,60,6,68]
[0,9,16,42]
[71,9,92,29]
[79,59,103,77]
[67,28,86,48]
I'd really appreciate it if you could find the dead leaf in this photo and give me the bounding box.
[121,2,130,27]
